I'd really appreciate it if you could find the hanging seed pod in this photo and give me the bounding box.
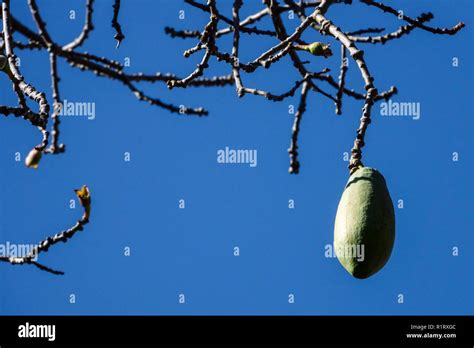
[25,148,43,169]
[334,167,395,279]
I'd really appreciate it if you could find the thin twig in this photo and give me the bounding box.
[63,0,94,51]
[335,45,347,114]
[111,0,125,47]
[44,53,65,154]
[0,187,91,275]
[288,82,310,174]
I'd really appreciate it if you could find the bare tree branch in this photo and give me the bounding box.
[0,186,91,275]
[0,0,465,273]
[360,0,465,35]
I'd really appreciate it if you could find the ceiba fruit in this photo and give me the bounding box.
[334,167,395,279]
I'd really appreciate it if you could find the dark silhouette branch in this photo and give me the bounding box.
[111,0,125,47]
[335,45,347,115]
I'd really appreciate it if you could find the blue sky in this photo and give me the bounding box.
[0,0,472,315]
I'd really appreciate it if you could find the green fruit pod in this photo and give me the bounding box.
[334,167,395,279]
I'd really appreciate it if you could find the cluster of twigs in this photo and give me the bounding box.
[0,0,464,274]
